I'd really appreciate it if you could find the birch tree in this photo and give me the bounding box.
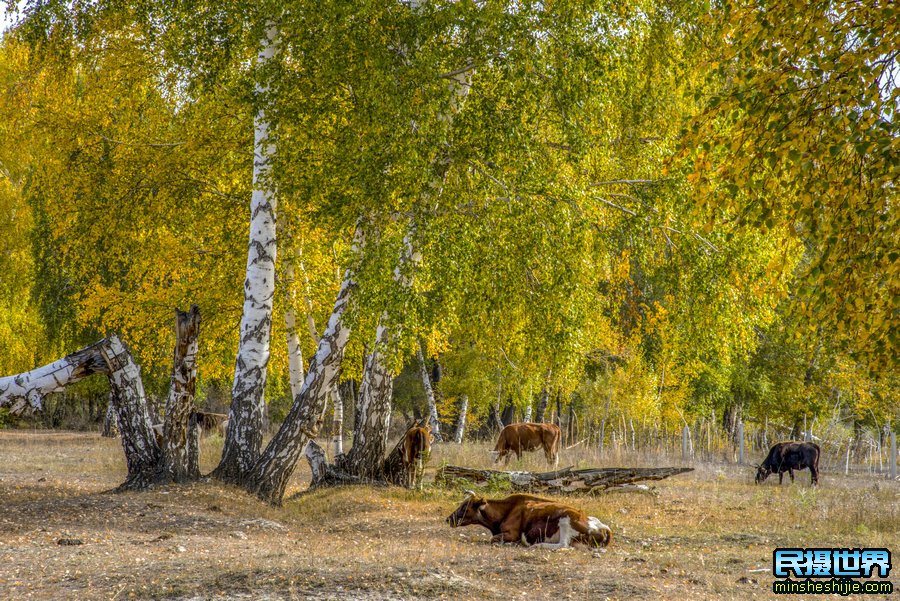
[0,309,201,489]
[244,228,363,502]
[453,395,468,444]
[282,245,306,401]
[160,305,202,483]
[341,21,476,479]
[685,0,900,371]
[214,23,281,482]
[417,346,442,442]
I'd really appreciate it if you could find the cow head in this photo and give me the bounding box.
[422,424,433,451]
[755,464,770,484]
[446,490,486,527]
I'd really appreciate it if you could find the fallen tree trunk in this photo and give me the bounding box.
[0,339,111,414]
[0,308,203,491]
[434,464,693,494]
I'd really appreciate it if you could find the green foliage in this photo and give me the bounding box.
[0,0,895,437]
[684,0,900,372]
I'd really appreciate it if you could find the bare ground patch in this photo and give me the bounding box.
[0,432,897,600]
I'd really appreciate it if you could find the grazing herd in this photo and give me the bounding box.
[391,421,822,553]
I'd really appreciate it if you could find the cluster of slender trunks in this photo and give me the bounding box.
[0,6,474,505]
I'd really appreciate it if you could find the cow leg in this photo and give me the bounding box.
[789,468,794,482]
[570,516,613,548]
[778,472,784,484]
[544,448,556,467]
[534,517,575,550]
[810,467,818,486]
[499,527,522,544]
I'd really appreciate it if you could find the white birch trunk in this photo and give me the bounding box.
[332,389,344,456]
[535,387,549,423]
[0,331,187,490]
[283,250,305,401]
[216,23,281,482]
[102,397,118,437]
[417,346,442,442]
[298,245,321,343]
[245,228,364,503]
[100,335,161,489]
[454,395,468,444]
[161,305,202,483]
[343,320,397,479]
[0,340,110,414]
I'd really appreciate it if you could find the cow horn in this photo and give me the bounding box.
[463,489,476,499]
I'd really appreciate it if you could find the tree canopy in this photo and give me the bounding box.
[0,0,896,446]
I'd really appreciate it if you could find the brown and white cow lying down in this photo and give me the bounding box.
[492,422,561,467]
[446,491,612,550]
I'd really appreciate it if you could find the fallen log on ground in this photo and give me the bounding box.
[434,464,693,494]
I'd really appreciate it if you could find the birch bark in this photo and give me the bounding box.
[283,249,305,401]
[215,23,280,483]
[331,389,344,456]
[534,387,550,423]
[0,321,193,490]
[100,335,161,490]
[0,340,109,414]
[453,395,468,444]
[244,228,363,503]
[160,305,202,483]
[417,346,442,442]
[342,320,398,479]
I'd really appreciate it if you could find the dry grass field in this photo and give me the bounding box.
[0,430,897,600]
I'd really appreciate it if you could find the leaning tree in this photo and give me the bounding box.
[0,307,201,489]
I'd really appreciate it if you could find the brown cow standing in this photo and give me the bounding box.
[492,422,560,467]
[401,423,432,489]
[446,491,612,549]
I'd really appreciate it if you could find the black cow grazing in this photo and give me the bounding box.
[755,441,820,486]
